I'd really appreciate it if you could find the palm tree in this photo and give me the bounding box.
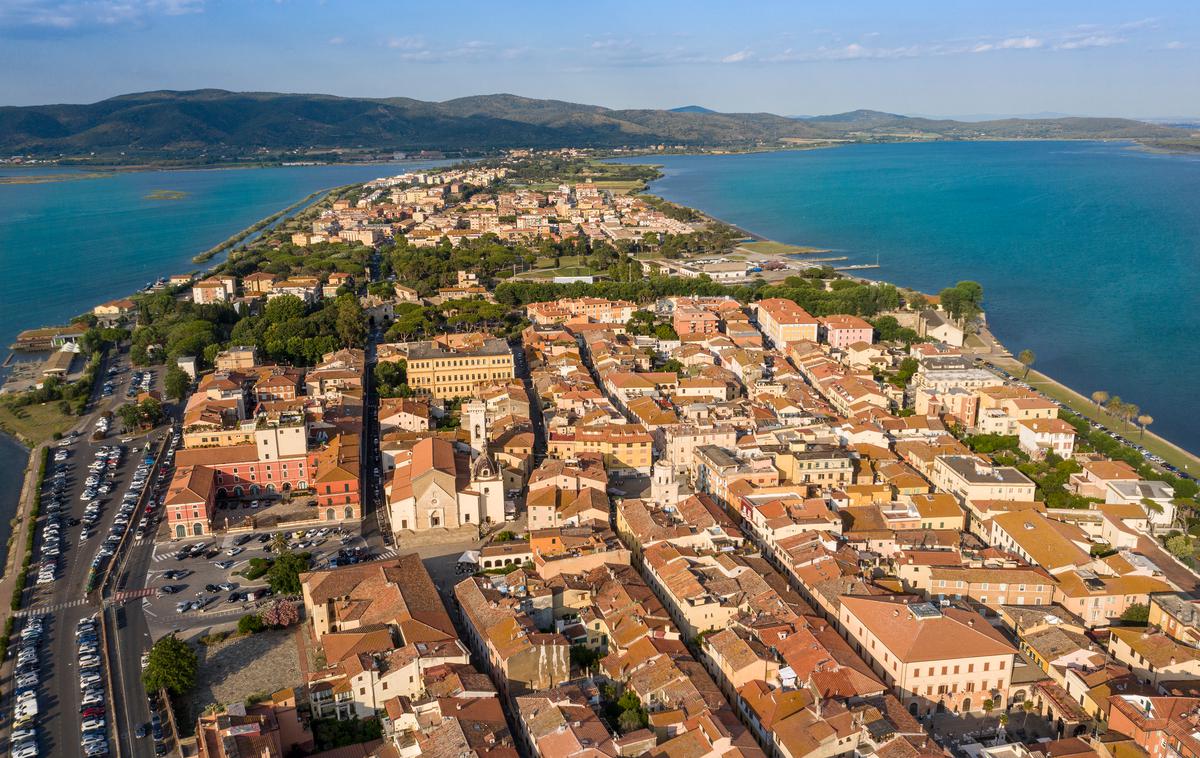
[1091,390,1109,411]
[270,532,290,555]
[1104,396,1124,427]
[1137,414,1154,439]
[1123,403,1140,432]
[1017,349,1036,380]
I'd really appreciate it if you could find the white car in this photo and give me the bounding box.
[10,727,36,743]
[11,741,38,758]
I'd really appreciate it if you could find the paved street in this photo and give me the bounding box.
[3,355,167,758]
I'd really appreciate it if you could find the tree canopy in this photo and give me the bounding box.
[142,634,198,696]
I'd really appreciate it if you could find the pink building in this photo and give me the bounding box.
[673,307,719,337]
[820,315,875,349]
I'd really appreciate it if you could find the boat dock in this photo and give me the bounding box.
[834,263,881,271]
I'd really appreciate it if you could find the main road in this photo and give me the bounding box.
[5,355,165,758]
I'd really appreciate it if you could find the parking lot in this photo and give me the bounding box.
[4,358,169,758]
[140,523,369,637]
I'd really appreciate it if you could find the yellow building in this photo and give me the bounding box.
[549,423,654,476]
[399,334,515,400]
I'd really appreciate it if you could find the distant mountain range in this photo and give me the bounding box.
[0,90,1190,161]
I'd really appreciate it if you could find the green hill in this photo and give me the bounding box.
[0,89,1187,161]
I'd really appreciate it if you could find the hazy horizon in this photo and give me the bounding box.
[0,1,1196,118]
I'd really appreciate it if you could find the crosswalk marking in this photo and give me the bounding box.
[112,588,156,602]
[14,598,89,617]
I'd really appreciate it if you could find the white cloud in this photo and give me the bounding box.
[1056,34,1124,50]
[999,36,1043,50]
[973,36,1043,53]
[1164,40,1186,50]
[0,0,202,29]
[386,35,425,50]
[384,36,528,64]
[721,50,753,63]
[327,36,344,46]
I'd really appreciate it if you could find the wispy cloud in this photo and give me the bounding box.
[0,0,202,30]
[971,36,1043,53]
[1165,40,1186,50]
[721,50,753,64]
[1055,34,1124,50]
[384,35,527,63]
[327,35,344,46]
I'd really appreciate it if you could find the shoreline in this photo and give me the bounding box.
[0,157,456,178]
[191,186,334,264]
[634,175,1200,471]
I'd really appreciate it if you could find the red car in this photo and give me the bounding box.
[82,706,106,718]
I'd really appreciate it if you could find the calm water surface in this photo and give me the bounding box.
[0,160,446,524]
[617,142,1200,455]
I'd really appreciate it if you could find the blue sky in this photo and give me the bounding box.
[1,1,1196,117]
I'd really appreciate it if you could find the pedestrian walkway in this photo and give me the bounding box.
[112,587,156,602]
[13,597,89,617]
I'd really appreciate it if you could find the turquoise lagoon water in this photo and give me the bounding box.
[0,160,445,522]
[615,142,1200,455]
[0,161,448,351]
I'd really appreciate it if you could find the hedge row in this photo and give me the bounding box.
[9,446,48,612]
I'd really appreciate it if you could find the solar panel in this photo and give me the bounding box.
[909,602,943,619]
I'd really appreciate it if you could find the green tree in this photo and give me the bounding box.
[618,710,645,734]
[238,613,266,634]
[1166,535,1194,560]
[164,363,191,402]
[1120,603,1150,624]
[142,634,198,696]
[334,294,366,348]
[117,403,143,431]
[938,281,984,322]
[267,551,310,596]
[1017,349,1036,379]
[264,294,308,323]
[1091,390,1109,410]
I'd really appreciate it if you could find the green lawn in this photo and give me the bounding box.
[589,179,645,194]
[0,402,78,445]
[739,240,831,256]
[526,265,602,279]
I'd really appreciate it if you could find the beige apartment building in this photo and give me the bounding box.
[400,335,515,400]
[753,298,819,348]
[932,455,1036,504]
[839,596,1017,717]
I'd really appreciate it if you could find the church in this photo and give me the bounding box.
[384,404,504,533]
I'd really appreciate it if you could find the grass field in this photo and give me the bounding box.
[588,179,645,194]
[0,402,78,445]
[533,254,587,269]
[738,240,831,256]
[525,265,602,279]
